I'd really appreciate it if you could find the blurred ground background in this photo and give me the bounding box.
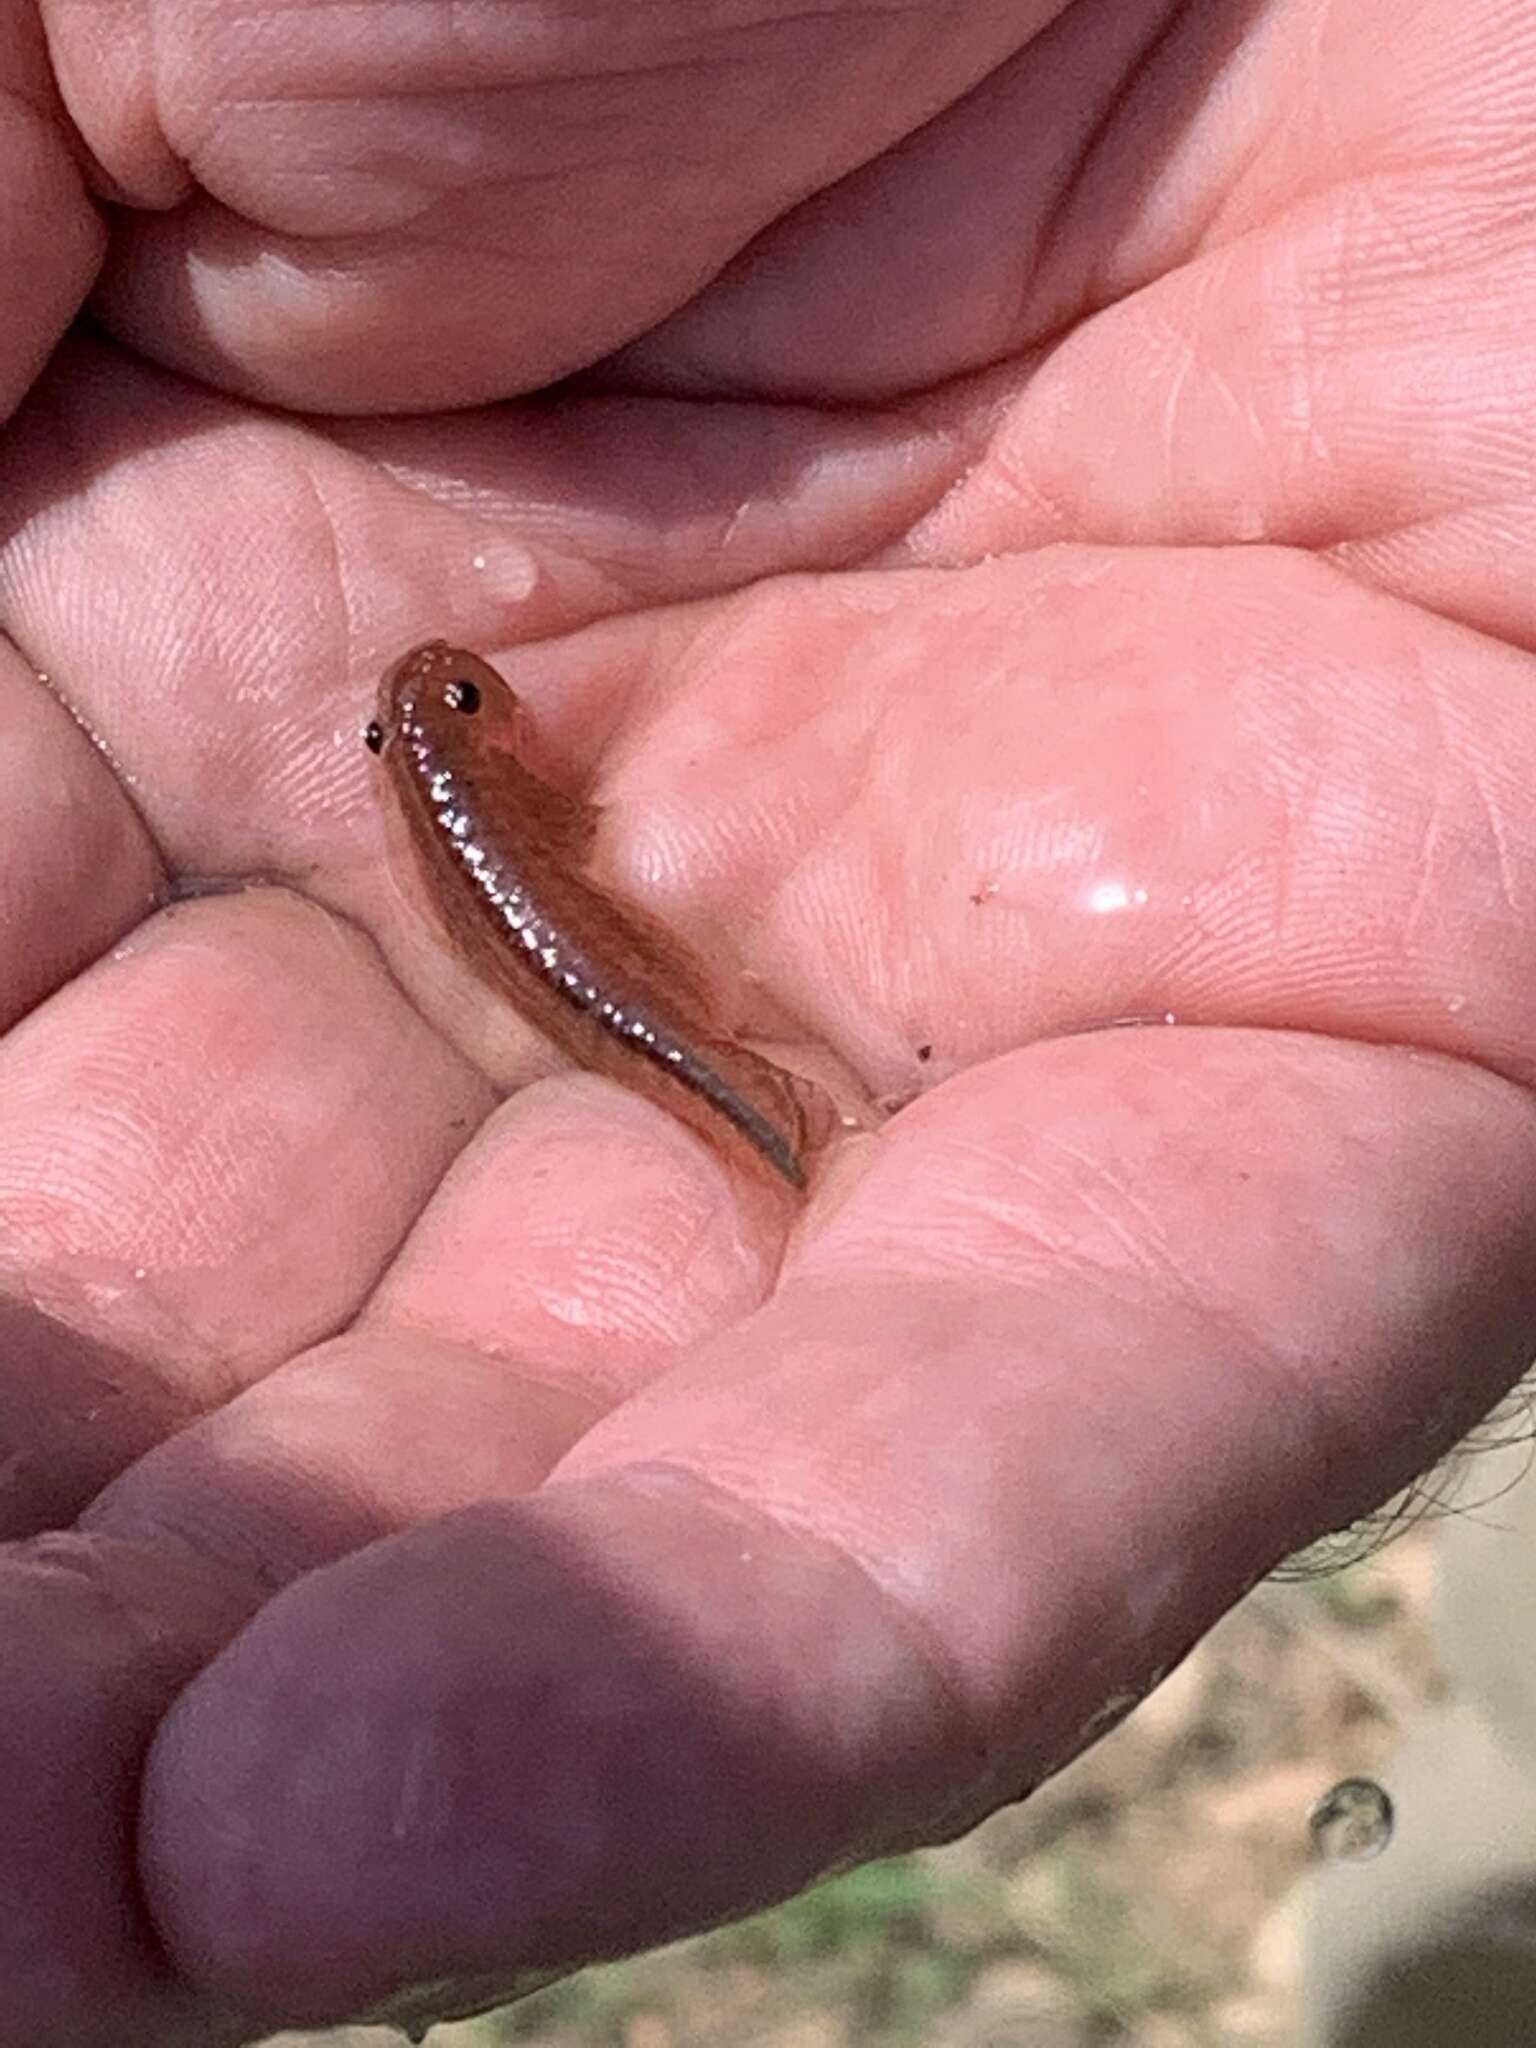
[265,1531,1442,2048]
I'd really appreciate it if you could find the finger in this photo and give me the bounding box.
[0,1075,786,2046]
[612,0,1178,400]
[82,1074,788,1582]
[0,643,159,1033]
[0,12,102,422]
[54,0,1046,409]
[0,887,489,1532]
[0,1531,255,2048]
[137,1028,1536,2026]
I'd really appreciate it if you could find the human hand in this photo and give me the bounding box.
[4,2,1536,2040]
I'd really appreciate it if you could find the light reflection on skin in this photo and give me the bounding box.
[1084,878,1150,915]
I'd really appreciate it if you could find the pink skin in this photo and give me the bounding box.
[3,0,1536,2039]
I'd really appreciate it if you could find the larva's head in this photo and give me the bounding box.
[365,641,520,766]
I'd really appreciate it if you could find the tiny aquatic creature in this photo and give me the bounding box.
[366,641,822,1188]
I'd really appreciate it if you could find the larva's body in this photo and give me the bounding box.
[367,641,815,1188]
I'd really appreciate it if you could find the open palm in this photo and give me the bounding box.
[5,2,1536,2040]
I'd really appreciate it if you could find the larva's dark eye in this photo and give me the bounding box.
[445,678,481,714]
[363,720,385,754]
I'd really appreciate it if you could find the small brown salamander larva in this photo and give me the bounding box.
[366,641,825,1189]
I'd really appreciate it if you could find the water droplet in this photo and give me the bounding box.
[1309,1777,1394,1861]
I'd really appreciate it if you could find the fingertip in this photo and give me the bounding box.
[137,1475,963,2026]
